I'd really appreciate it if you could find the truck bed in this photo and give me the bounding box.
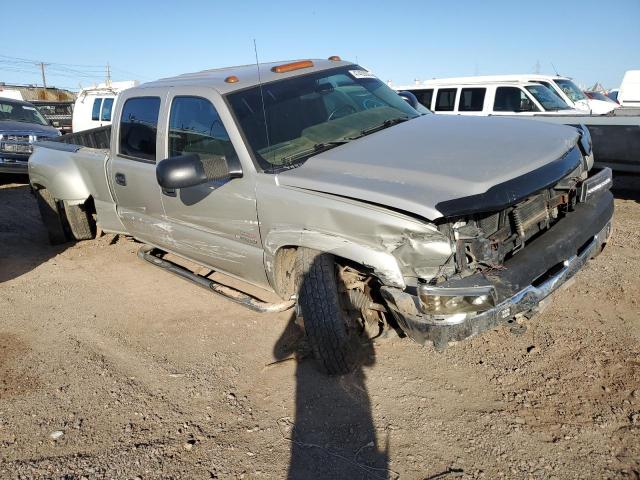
[56,125,111,150]
[30,124,125,234]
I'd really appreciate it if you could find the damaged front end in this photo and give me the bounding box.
[382,151,614,350]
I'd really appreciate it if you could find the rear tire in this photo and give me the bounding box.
[295,248,364,375]
[63,201,95,240]
[34,188,68,245]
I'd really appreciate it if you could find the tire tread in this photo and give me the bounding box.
[64,201,95,240]
[34,188,68,245]
[296,248,359,375]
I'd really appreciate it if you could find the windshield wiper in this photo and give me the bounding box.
[276,116,412,167]
[349,116,410,140]
[279,140,350,165]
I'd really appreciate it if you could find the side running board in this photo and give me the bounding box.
[137,245,295,313]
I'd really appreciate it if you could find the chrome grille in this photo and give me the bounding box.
[0,133,35,156]
[3,134,30,142]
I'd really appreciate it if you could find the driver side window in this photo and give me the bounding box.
[168,96,237,161]
[494,87,539,112]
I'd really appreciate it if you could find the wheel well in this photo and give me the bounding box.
[30,184,94,214]
[33,187,97,234]
[272,245,380,298]
[273,246,298,299]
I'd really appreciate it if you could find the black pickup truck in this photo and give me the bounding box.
[0,97,60,175]
[32,100,74,135]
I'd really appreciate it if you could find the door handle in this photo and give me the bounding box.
[162,187,177,197]
[115,172,127,186]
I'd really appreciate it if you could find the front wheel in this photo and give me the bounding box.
[295,248,369,375]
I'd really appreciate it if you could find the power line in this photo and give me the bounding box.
[0,62,105,80]
[0,54,104,69]
[0,53,145,85]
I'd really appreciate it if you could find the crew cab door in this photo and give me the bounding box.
[157,90,267,287]
[107,89,172,248]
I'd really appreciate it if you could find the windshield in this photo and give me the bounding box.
[227,65,420,170]
[0,100,49,126]
[525,84,570,111]
[553,79,587,102]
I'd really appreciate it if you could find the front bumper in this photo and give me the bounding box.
[0,157,28,174]
[381,190,614,350]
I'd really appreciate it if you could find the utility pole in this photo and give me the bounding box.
[39,62,49,88]
[106,62,111,86]
[534,60,541,74]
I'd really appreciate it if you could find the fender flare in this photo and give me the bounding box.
[29,144,94,203]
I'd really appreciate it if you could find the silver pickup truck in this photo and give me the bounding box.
[29,58,614,374]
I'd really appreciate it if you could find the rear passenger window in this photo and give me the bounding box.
[101,98,114,121]
[119,97,161,161]
[410,89,433,109]
[435,88,457,111]
[168,96,236,161]
[459,88,486,111]
[91,98,102,121]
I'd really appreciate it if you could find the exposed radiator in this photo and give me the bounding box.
[511,194,549,239]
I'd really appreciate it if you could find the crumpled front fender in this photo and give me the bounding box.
[264,229,406,289]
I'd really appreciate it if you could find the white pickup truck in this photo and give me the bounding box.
[29,58,614,374]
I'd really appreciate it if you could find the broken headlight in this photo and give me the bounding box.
[418,285,496,319]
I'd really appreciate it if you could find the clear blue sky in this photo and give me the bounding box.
[1,0,638,91]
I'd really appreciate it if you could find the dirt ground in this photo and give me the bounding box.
[0,174,638,480]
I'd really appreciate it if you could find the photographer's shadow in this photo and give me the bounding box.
[274,314,391,480]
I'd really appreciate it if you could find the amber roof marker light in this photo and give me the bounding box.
[224,75,239,83]
[328,55,341,61]
[271,60,314,73]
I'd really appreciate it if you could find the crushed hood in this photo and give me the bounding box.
[277,115,579,220]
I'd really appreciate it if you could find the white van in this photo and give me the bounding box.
[395,80,581,116]
[398,74,617,114]
[72,80,137,132]
[618,70,640,107]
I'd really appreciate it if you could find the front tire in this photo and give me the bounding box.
[295,248,365,375]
